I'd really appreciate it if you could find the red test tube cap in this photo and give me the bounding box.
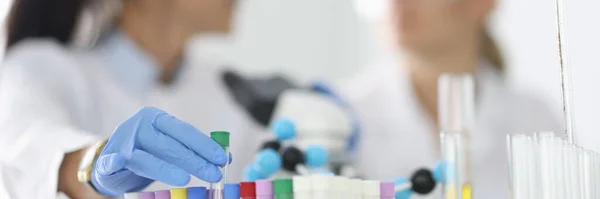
[240,181,257,197]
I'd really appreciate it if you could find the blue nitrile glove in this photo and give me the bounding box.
[91,107,229,197]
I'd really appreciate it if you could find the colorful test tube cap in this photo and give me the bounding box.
[224,183,241,199]
[170,188,187,199]
[187,187,207,199]
[240,182,257,198]
[140,192,156,199]
[256,179,273,197]
[211,131,230,148]
[154,190,171,199]
[380,182,395,198]
[274,179,293,196]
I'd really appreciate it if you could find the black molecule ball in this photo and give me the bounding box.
[260,140,281,152]
[410,168,437,194]
[281,146,305,172]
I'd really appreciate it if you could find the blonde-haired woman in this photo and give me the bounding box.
[341,0,560,197]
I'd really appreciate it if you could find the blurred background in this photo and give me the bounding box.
[0,0,598,150]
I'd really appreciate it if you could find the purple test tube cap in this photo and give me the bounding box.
[140,192,155,199]
[256,179,273,197]
[154,190,171,199]
[380,182,395,198]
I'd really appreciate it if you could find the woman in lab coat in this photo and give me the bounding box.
[340,0,560,197]
[0,0,260,198]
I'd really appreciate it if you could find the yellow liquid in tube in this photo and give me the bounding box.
[461,184,472,199]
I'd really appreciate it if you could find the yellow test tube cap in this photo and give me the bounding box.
[170,188,187,199]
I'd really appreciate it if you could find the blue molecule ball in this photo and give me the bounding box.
[243,165,264,181]
[393,177,412,199]
[271,118,296,141]
[434,160,454,184]
[433,161,442,182]
[304,145,328,168]
[253,149,282,176]
[316,170,335,176]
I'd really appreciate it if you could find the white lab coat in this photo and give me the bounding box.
[337,55,561,198]
[0,31,262,199]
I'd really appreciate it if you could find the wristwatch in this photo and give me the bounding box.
[77,140,108,193]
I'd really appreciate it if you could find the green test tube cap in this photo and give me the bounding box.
[211,131,230,147]
[274,179,293,195]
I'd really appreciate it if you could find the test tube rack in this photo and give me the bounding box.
[123,175,398,199]
[507,132,600,199]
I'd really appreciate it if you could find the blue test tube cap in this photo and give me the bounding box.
[187,187,207,199]
[304,145,328,168]
[271,118,296,141]
[253,149,282,176]
[224,183,241,199]
[393,177,412,199]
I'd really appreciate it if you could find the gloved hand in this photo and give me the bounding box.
[91,107,229,197]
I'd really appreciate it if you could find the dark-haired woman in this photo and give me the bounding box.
[0,0,258,198]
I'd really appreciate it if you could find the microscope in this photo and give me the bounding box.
[222,70,357,178]
[222,70,439,198]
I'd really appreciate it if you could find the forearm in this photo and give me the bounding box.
[58,148,109,199]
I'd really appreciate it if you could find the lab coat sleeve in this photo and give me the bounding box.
[0,42,100,199]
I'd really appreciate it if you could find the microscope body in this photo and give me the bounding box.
[268,89,357,177]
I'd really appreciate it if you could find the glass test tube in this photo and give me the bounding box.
[210,131,231,199]
[292,176,310,199]
[361,180,380,199]
[438,74,474,199]
[583,150,593,198]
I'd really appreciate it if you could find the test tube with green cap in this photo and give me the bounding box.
[210,131,231,199]
[274,179,294,199]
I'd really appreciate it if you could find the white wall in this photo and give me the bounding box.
[494,0,600,151]
[1,0,599,150]
[213,0,372,81]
